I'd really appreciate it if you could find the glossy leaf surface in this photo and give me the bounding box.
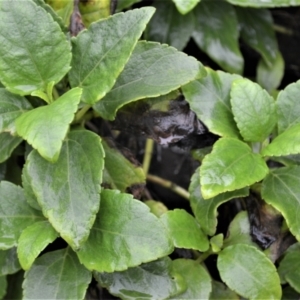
[218,244,281,299]
[24,130,104,249]
[102,140,145,192]
[183,69,240,138]
[94,41,206,120]
[277,80,300,133]
[17,221,58,270]
[262,166,300,241]
[160,209,209,251]
[0,89,32,133]
[0,248,21,276]
[210,281,239,300]
[262,123,300,157]
[231,78,276,142]
[0,181,43,250]
[192,1,243,74]
[0,0,71,95]
[189,168,249,235]
[15,88,82,162]
[172,0,200,14]
[236,8,278,66]
[95,257,185,299]
[146,1,195,50]
[77,190,173,272]
[69,8,155,104]
[200,138,268,198]
[23,248,91,300]
[170,259,212,299]
[0,133,22,163]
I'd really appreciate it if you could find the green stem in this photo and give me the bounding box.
[142,139,154,175]
[74,104,91,123]
[146,174,190,200]
[196,248,213,263]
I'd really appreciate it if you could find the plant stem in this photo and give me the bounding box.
[146,174,190,200]
[142,139,154,175]
[74,104,91,123]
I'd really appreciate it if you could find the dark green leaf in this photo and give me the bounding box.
[146,1,195,51]
[0,248,21,276]
[24,130,104,250]
[236,7,278,66]
[95,257,186,300]
[69,8,155,104]
[200,138,268,198]
[0,89,32,133]
[23,248,91,300]
[230,78,276,142]
[262,166,300,241]
[0,133,22,163]
[117,0,142,11]
[172,0,200,14]
[227,0,300,7]
[210,281,239,300]
[189,167,249,235]
[170,259,212,299]
[262,123,300,157]
[192,1,243,74]
[102,140,145,192]
[282,286,300,299]
[17,221,58,270]
[160,209,209,251]
[272,154,300,167]
[218,244,282,299]
[183,69,241,138]
[15,88,82,162]
[94,41,206,120]
[0,163,6,181]
[77,189,173,272]
[0,275,7,299]
[0,181,43,250]
[0,0,71,95]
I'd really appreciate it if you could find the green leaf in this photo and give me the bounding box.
[282,286,300,299]
[236,7,278,66]
[160,209,209,251]
[144,200,168,217]
[230,78,277,142]
[0,181,43,250]
[0,89,32,133]
[210,281,239,300]
[17,221,58,270]
[117,0,142,11]
[200,138,268,199]
[15,88,82,162]
[94,41,206,120]
[146,1,195,51]
[0,248,21,276]
[24,130,104,250]
[226,0,300,7]
[0,0,71,95]
[69,8,155,104]
[0,163,6,181]
[77,189,173,272]
[257,51,284,92]
[0,133,22,163]
[262,123,300,157]
[262,166,300,241]
[172,0,200,14]
[0,276,7,299]
[277,80,300,134]
[182,69,241,138]
[218,244,282,299]
[210,234,224,253]
[102,140,145,192]
[170,259,212,299]
[192,1,243,74]
[23,248,91,300]
[189,167,249,235]
[95,257,186,299]
[278,243,300,293]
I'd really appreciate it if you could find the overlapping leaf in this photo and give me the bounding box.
[95,257,186,299]
[189,167,249,235]
[192,1,243,74]
[230,78,277,142]
[69,8,155,104]
[218,244,281,299]
[172,0,200,14]
[227,0,300,7]
[77,190,173,272]
[0,276,7,299]
[0,248,21,276]
[210,281,239,300]
[0,0,71,95]
[17,221,58,270]
[79,0,110,26]
[94,41,206,120]
[0,133,22,163]
[23,248,91,300]
[262,166,300,241]
[0,181,43,250]
[183,69,240,138]
[24,130,104,249]
[200,138,268,198]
